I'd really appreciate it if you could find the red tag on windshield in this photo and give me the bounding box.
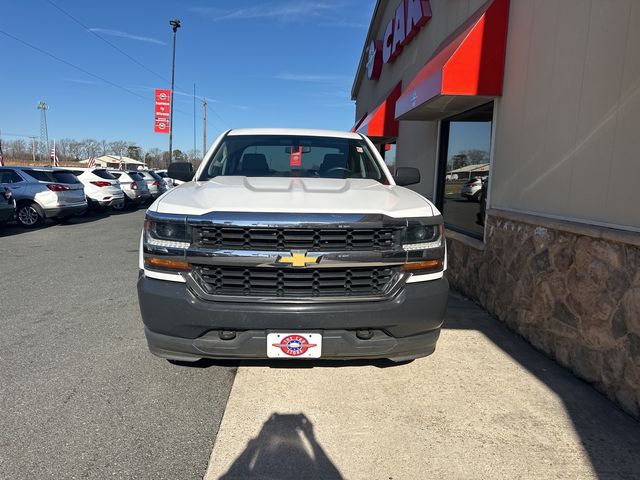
[290,146,302,167]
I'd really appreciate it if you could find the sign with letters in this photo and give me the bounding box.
[368,0,432,80]
[154,89,172,134]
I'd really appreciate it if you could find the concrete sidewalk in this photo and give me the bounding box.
[205,292,640,480]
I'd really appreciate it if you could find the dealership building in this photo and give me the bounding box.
[352,0,640,417]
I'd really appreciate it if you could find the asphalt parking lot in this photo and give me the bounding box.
[0,210,236,479]
[2,209,640,480]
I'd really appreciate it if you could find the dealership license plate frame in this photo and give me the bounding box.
[267,333,322,359]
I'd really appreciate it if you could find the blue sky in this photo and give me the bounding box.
[0,0,375,153]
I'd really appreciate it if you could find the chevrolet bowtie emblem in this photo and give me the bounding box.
[277,251,320,268]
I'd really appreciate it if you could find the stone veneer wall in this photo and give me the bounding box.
[445,208,640,418]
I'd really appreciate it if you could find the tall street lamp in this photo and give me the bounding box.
[168,19,181,164]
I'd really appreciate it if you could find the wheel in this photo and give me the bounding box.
[16,202,44,228]
[472,191,481,202]
[111,200,125,212]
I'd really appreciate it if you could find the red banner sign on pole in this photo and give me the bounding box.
[154,89,171,134]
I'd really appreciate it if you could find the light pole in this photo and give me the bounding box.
[168,19,181,165]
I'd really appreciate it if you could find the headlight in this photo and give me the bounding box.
[143,215,191,272]
[402,220,442,251]
[401,219,445,274]
[144,217,190,249]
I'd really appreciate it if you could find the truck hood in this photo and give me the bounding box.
[152,177,437,218]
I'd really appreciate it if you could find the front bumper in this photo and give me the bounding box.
[137,272,449,361]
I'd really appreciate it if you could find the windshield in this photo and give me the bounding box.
[199,134,387,183]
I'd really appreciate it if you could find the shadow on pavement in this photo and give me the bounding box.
[218,413,343,480]
[444,290,640,480]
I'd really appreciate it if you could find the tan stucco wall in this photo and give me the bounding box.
[395,121,438,199]
[491,0,640,230]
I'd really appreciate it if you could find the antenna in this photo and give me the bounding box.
[37,101,49,161]
[202,96,207,158]
[193,83,196,157]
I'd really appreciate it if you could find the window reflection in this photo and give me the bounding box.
[439,103,493,239]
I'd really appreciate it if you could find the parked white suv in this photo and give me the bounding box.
[138,128,448,363]
[0,166,87,227]
[66,168,125,212]
[461,176,487,201]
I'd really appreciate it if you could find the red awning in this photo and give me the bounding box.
[395,0,509,120]
[352,83,402,139]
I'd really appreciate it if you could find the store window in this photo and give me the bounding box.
[436,103,493,240]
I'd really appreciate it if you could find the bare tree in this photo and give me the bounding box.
[145,148,163,168]
[186,149,202,162]
[127,145,142,161]
[108,140,129,158]
[451,154,469,170]
[460,149,489,165]
[82,139,101,159]
[161,150,171,167]
[6,139,28,160]
[57,138,73,159]
[67,140,83,161]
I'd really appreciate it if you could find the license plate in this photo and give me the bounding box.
[267,333,322,358]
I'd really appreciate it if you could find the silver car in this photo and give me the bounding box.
[108,170,151,210]
[0,167,87,228]
[137,170,167,201]
[154,170,175,190]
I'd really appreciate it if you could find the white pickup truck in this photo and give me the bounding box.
[137,128,448,362]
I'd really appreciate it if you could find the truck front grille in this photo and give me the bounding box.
[192,265,396,298]
[194,226,397,251]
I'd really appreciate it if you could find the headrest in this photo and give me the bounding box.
[240,153,269,175]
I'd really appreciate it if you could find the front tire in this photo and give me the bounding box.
[16,202,44,228]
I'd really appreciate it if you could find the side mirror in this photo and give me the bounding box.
[167,162,194,182]
[394,167,421,186]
